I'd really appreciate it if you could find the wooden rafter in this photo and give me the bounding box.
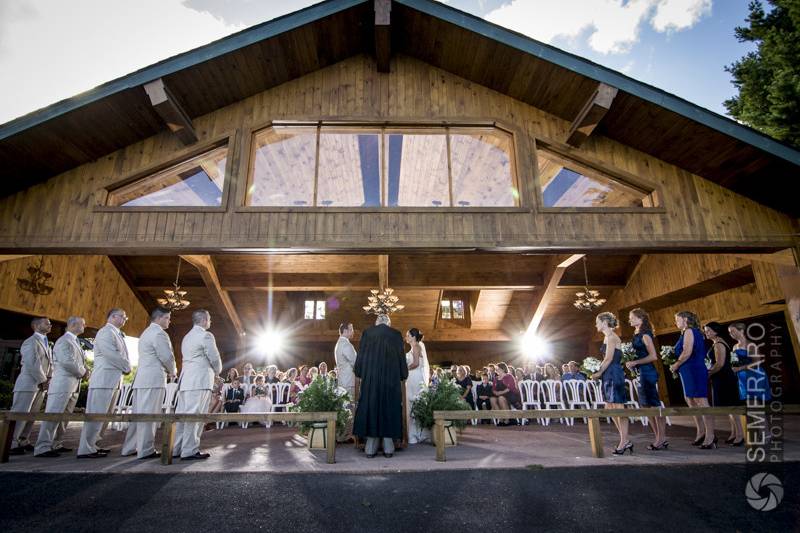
[143,78,198,145]
[180,255,245,343]
[108,256,155,315]
[566,83,618,147]
[374,0,391,73]
[525,254,585,334]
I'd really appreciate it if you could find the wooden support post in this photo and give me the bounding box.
[326,415,336,464]
[161,420,176,465]
[434,418,446,462]
[587,416,604,458]
[0,419,15,463]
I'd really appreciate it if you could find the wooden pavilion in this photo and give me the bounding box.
[0,0,798,404]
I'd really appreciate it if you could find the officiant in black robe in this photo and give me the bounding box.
[353,314,408,458]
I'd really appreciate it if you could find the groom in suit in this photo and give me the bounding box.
[10,317,52,454]
[353,314,408,458]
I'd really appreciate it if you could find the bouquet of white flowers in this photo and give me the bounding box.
[729,351,740,365]
[581,356,602,378]
[620,342,638,377]
[660,345,678,379]
[704,357,713,371]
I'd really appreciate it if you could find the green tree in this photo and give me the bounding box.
[724,0,800,148]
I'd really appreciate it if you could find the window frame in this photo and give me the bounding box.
[94,132,237,213]
[303,298,326,320]
[236,119,531,213]
[533,139,666,214]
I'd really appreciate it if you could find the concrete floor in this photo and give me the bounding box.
[2,415,797,474]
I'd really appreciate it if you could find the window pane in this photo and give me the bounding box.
[386,131,450,207]
[452,299,465,319]
[317,128,382,207]
[316,300,326,320]
[450,129,517,207]
[538,151,650,208]
[441,300,451,319]
[107,146,227,207]
[304,300,315,320]
[247,127,316,206]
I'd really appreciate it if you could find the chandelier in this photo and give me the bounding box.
[16,256,54,296]
[362,288,405,315]
[573,256,606,311]
[157,258,190,311]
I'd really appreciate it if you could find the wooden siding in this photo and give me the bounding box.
[0,55,795,253]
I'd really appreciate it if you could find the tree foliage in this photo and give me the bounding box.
[724,1,800,148]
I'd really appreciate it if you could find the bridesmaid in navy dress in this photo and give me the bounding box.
[669,311,716,448]
[703,322,744,445]
[728,322,772,402]
[591,312,631,455]
[626,308,668,450]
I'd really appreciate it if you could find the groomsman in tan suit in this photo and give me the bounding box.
[173,309,222,460]
[77,308,132,458]
[121,307,177,459]
[10,317,53,454]
[34,317,89,457]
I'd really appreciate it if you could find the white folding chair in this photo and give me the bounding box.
[470,381,480,426]
[625,379,643,424]
[540,380,570,425]
[519,380,543,425]
[213,383,229,430]
[112,384,134,431]
[565,380,591,423]
[586,380,610,423]
[270,383,292,427]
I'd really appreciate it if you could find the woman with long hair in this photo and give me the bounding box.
[729,322,772,403]
[592,312,630,454]
[405,328,431,444]
[626,308,667,450]
[670,311,715,448]
[704,322,744,445]
[489,362,521,426]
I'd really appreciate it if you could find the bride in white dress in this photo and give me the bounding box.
[405,328,431,444]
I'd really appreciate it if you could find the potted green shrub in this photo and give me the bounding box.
[290,376,351,449]
[410,379,470,447]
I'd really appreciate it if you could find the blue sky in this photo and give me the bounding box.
[0,0,755,124]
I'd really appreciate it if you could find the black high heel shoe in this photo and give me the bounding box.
[691,434,705,446]
[730,438,745,447]
[613,441,634,455]
[700,436,718,450]
[725,436,735,444]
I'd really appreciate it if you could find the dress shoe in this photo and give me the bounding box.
[180,452,211,460]
[383,453,394,458]
[23,444,35,452]
[365,453,376,459]
[34,450,61,458]
[139,451,161,460]
[9,447,26,455]
[96,448,111,454]
[54,446,72,453]
[77,452,107,459]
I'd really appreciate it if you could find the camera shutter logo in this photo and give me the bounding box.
[745,473,784,511]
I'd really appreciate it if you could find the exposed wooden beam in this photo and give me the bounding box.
[179,255,245,343]
[378,254,389,289]
[0,255,31,263]
[374,0,391,73]
[143,78,198,145]
[286,328,512,343]
[526,254,585,334]
[566,83,618,147]
[108,256,155,315]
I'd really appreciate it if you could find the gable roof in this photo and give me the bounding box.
[1,0,798,215]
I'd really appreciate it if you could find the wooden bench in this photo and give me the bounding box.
[0,411,338,465]
[432,405,800,461]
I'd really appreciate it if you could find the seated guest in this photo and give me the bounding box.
[430,368,443,388]
[476,374,493,422]
[561,361,587,381]
[225,367,240,383]
[297,365,310,387]
[224,378,245,413]
[487,364,497,384]
[308,367,319,382]
[327,370,338,385]
[514,368,525,383]
[490,362,521,425]
[285,368,302,403]
[465,365,478,382]
[544,363,560,381]
[265,365,280,384]
[209,375,225,414]
[455,366,475,410]
[240,375,272,415]
[318,362,328,377]
[561,363,569,376]
[240,363,255,386]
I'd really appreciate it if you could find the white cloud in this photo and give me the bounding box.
[0,0,245,124]
[485,0,712,54]
[651,0,712,32]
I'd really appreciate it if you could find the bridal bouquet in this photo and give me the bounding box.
[660,346,678,379]
[581,357,602,378]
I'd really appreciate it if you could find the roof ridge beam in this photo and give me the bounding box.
[375,0,392,72]
[566,82,618,147]
[143,78,198,145]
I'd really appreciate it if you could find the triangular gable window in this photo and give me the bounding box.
[107,145,228,207]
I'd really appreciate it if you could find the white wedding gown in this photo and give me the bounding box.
[406,342,431,444]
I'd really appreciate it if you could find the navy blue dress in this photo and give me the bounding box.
[600,343,627,404]
[632,331,660,407]
[674,327,708,398]
[733,347,772,401]
[708,342,741,406]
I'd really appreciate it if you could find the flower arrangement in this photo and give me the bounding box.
[660,346,678,379]
[410,378,470,430]
[580,357,602,378]
[704,357,713,370]
[290,375,351,439]
[730,351,740,365]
